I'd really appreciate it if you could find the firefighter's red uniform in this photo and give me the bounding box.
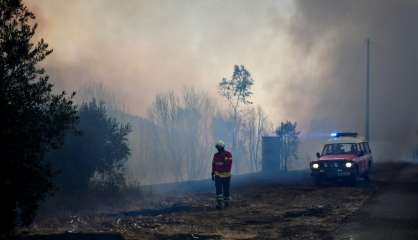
[212,150,232,208]
[212,151,233,177]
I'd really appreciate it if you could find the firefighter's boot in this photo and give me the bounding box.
[216,195,224,210]
[224,196,230,208]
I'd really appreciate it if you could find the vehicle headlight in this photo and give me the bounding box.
[345,162,353,168]
[312,163,319,169]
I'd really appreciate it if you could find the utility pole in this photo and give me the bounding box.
[365,38,371,142]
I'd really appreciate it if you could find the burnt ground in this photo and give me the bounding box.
[17,162,417,240]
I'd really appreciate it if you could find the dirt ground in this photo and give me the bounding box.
[334,162,418,240]
[18,162,411,240]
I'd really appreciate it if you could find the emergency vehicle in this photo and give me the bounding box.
[310,132,373,185]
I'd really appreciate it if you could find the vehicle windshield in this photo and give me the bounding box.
[322,143,357,155]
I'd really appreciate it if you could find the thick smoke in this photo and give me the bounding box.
[25,0,302,123]
[26,0,339,137]
[291,0,418,160]
[26,0,418,165]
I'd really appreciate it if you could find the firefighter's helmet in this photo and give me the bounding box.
[215,140,225,148]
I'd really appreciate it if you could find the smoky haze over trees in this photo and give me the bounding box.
[219,65,254,149]
[122,87,271,184]
[69,83,272,185]
[276,121,300,171]
[147,88,215,181]
[5,0,418,236]
[25,1,418,162]
[218,65,256,173]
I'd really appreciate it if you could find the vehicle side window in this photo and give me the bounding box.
[358,143,364,153]
[360,142,370,154]
[352,144,358,153]
[364,143,371,153]
[362,143,367,154]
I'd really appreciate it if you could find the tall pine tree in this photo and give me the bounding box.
[0,0,78,236]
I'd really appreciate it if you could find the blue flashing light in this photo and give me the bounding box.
[330,132,358,138]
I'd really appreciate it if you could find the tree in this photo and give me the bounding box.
[49,100,131,192]
[218,65,254,152]
[275,121,300,171]
[148,88,214,181]
[0,0,78,236]
[252,106,269,171]
[239,106,270,172]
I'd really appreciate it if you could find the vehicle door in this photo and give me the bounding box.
[357,143,367,173]
[363,142,372,170]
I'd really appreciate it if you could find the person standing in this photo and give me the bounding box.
[211,140,232,209]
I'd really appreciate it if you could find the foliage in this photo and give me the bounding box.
[48,100,131,192]
[218,65,254,113]
[243,106,269,171]
[116,86,271,184]
[147,88,214,181]
[275,121,300,171]
[218,65,254,154]
[0,0,78,235]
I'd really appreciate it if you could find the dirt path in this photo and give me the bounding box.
[19,162,414,240]
[334,162,418,240]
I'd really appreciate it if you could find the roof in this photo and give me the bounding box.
[326,136,366,144]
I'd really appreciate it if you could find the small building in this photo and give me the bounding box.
[262,136,284,174]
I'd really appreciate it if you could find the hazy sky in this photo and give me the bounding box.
[26,0,418,149]
[25,0,328,131]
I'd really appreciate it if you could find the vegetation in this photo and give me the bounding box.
[48,100,131,192]
[218,65,254,151]
[0,0,78,236]
[0,0,273,235]
[275,121,300,171]
[147,88,215,181]
[121,87,271,184]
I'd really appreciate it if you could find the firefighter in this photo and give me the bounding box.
[211,140,232,209]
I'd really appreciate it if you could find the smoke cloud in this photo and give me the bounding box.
[26,0,310,124]
[291,0,418,159]
[26,0,418,159]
